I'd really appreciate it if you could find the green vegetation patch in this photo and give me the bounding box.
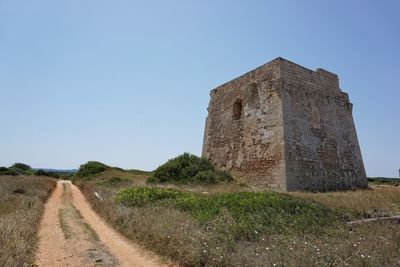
[76,161,110,178]
[0,163,34,176]
[115,187,338,238]
[148,153,233,184]
[368,177,400,186]
[0,163,66,177]
[0,167,19,176]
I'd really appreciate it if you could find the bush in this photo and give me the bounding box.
[0,167,20,176]
[77,161,109,177]
[149,153,233,184]
[0,163,33,176]
[11,163,31,171]
[0,167,18,176]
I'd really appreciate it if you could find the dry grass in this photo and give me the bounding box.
[83,169,400,219]
[292,186,400,219]
[76,177,400,267]
[79,169,148,186]
[0,175,56,267]
[81,168,257,195]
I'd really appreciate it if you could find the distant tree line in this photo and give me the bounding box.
[0,163,71,178]
[0,163,34,176]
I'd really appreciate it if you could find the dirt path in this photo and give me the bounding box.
[35,180,169,267]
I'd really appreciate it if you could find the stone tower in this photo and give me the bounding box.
[202,57,367,191]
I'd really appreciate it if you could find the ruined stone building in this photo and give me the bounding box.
[202,57,367,191]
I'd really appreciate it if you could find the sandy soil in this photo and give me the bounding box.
[35,180,169,267]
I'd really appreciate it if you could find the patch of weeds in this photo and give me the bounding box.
[59,209,72,239]
[115,187,339,238]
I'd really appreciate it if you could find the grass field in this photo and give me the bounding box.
[75,168,400,266]
[0,175,56,266]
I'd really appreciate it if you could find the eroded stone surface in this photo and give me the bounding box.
[202,57,367,191]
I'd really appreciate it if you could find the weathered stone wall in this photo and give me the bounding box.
[202,57,367,191]
[202,59,286,187]
[280,60,367,191]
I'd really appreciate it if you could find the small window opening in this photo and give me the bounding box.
[233,100,242,120]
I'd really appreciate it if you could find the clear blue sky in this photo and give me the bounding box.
[0,1,399,177]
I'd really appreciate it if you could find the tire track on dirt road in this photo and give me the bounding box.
[35,180,170,267]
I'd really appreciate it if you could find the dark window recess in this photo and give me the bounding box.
[233,100,242,120]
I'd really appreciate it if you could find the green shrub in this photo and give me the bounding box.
[11,163,31,171]
[115,187,338,237]
[149,153,233,184]
[77,161,109,177]
[0,163,33,176]
[0,167,19,176]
